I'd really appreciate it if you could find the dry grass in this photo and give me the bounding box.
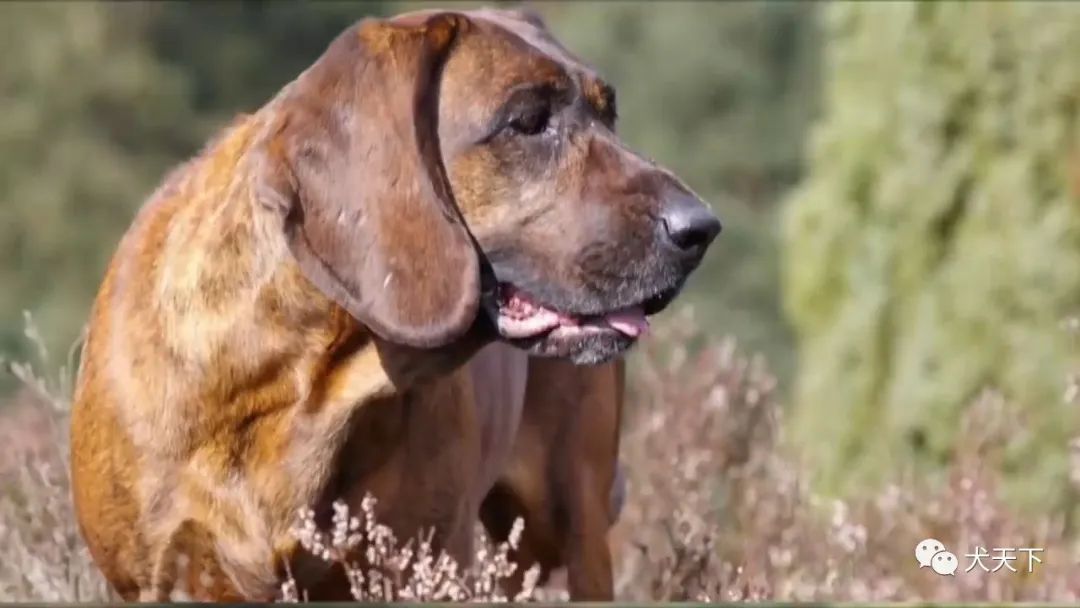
[0,316,109,602]
[612,308,1080,601]
[283,497,540,602]
[2,310,1080,601]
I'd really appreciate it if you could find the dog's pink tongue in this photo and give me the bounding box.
[605,306,649,338]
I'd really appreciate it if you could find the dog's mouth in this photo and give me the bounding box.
[480,280,683,365]
[474,254,687,363]
[494,284,652,341]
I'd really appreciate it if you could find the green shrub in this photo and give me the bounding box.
[782,1,1080,511]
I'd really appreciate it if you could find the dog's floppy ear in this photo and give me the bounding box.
[259,13,480,349]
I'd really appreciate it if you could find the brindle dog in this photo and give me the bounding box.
[70,7,719,601]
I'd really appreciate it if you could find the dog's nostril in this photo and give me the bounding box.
[660,195,722,253]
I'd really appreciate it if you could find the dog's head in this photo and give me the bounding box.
[260,8,720,364]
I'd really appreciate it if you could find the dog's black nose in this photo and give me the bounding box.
[659,193,722,254]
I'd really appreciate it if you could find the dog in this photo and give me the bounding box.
[70,7,719,601]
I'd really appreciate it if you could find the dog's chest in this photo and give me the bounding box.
[466,343,529,498]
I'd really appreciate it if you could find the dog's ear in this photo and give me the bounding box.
[259,13,480,349]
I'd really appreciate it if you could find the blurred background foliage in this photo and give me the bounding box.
[783,1,1080,511]
[3,0,1079,514]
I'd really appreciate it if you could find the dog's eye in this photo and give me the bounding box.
[509,104,552,136]
[485,84,563,143]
